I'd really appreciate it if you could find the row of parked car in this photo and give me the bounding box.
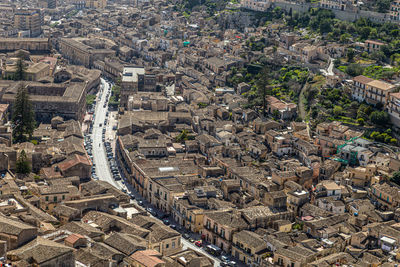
[84,136,99,180]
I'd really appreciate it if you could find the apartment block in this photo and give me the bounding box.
[14,9,42,37]
[351,75,396,106]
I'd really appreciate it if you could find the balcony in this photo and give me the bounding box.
[233,244,253,258]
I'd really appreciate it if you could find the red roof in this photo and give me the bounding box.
[353,75,374,85]
[130,250,165,267]
[58,154,91,172]
[65,233,85,245]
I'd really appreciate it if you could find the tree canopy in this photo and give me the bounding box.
[16,150,31,174]
[12,85,36,143]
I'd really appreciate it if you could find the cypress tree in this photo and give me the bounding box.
[12,84,36,143]
[15,57,26,81]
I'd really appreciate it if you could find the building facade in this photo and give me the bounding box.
[14,9,42,37]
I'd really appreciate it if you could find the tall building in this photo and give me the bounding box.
[85,0,107,8]
[14,9,42,37]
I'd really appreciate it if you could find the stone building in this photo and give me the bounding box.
[59,38,115,68]
[7,237,75,267]
[13,9,42,37]
[0,215,38,251]
[1,81,88,123]
[0,38,50,52]
[120,66,157,108]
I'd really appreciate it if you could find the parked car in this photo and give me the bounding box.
[194,240,202,247]
[220,255,229,263]
[183,233,190,239]
[146,208,157,216]
[157,213,168,219]
[163,219,170,225]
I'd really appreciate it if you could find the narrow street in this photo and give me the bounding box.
[181,239,223,267]
[92,78,120,189]
[90,78,222,267]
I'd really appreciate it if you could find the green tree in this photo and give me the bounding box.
[319,20,332,34]
[15,57,26,81]
[346,63,364,77]
[333,105,343,117]
[333,58,341,68]
[347,48,355,63]
[16,150,31,174]
[377,0,391,12]
[371,51,387,62]
[176,130,189,142]
[256,67,271,117]
[369,110,389,126]
[340,33,351,44]
[12,84,36,143]
[391,171,400,186]
[370,131,380,140]
[272,109,280,120]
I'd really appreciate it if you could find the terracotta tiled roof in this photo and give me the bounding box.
[65,233,85,245]
[353,75,374,85]
[130,250,165,267]
[58,154,91,172]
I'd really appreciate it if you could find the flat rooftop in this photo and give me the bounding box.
[122,67,145,83]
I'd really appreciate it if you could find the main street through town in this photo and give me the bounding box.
[92,78,120,189]
[90,78,222,267]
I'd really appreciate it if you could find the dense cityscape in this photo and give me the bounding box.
[0,0,399,266]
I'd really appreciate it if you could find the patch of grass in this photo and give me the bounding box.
[338,66,347,73]
[86,94,96,106]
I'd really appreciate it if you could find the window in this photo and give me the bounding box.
[214,224,218,233]
[149,184,152,191]
[164,194,167,201]
[166,244,169,249]
[62,195,65,200]
[45,196,49,201]
[172,242,175,248]
[54,196,57,202]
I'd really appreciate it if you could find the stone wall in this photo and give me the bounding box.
[0,38,50,52]
[271,0,392,23]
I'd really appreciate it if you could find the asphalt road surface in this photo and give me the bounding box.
[92,79,119,189]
